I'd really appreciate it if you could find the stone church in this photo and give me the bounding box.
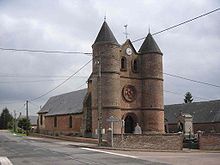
[38,21,165,137]
[83,21,164,136]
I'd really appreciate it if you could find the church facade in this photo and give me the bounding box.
[83,21,164,136]
[38,21,165,137]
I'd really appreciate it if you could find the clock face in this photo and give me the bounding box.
[126,47,132,55]
[122,85,136,102]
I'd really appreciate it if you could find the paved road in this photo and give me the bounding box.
[0,130,167,165]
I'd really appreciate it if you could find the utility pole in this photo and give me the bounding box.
[26,100,29,136]
[97,57,103,146]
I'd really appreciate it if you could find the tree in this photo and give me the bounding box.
[184,92,193,103]
[0,108,13,129]
[18,118,31,131]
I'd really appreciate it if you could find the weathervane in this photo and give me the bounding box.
[104,12,106,22]
[123,24,129,40]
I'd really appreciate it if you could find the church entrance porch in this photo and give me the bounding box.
[123,113,138,133]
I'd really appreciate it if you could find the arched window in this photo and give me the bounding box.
[132,59,138,73]
[69,115,72,128]
[121,57,127,71]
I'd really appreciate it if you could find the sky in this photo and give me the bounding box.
[0,0,219,116]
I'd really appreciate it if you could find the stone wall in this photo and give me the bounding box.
[168,122,220,133]
[199,133,220,150]
[111,133,183,150]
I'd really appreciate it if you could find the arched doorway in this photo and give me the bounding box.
[124,113,137,133]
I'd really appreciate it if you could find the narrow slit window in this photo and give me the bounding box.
[121,57,127,71]
[40,115,43,125]
[133,59,138,72]
[69,115,72,128]
[54,116,57,127]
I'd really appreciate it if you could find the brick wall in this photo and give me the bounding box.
[42,114,82,136]
[199,133,220,150]
[110,133,183,150]
[194,122,220,133]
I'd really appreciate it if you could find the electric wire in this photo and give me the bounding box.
[132,7,220,43]
[0,8,219,54]
[0,100,25,105]
[164,90,210,101]
[29,101,40,108]
[164,72,220,88]
[0,47,92,56]
[30,59,92,101]
[0,77,88,84]
[74,81,87,90]
[1,7,220,105]
[0,74,88,78]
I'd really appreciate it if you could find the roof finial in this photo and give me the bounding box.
[104,12,106,22]
[148,25,150,33]
[123,24,129,40]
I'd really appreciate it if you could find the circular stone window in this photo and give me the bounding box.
[122,85,137,102]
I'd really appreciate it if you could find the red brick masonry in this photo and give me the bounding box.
[199,133,220,150]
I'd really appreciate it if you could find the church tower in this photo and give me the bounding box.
[139,33,165,133]
[89,21,165,137]
[91,21,121,135]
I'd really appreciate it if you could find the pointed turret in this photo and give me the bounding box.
[91,21,121,136]
[139,33,162,55]
[94,21,118,45]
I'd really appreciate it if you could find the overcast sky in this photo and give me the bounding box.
[0,0,219,116]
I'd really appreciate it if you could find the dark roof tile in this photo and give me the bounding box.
[165,100,220,123]
[94,21,118,44]
[139,33,162,54]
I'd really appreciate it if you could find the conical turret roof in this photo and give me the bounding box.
[138,33,162,54]
[94,21,118,45]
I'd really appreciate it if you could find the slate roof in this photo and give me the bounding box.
[38,89,87,116]
[138,33,162,54]
[165,100,220,123]
[94,21,118,45]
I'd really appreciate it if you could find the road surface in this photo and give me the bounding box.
[0,130,220,165]
[0,130,166,165]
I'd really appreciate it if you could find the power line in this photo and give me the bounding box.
[17,104,26,111]
[0,100,25,105]
[0,77,88,84]
[0,47,92,56]
[164,72,220,88]
[29,101,40,108]
[132,7,220,43]
[2,7,220,105]
[30,59,92,101]
[0,74,88,78]
[0,7,219,54]
[74,81,87,90]
[164,90,210,101]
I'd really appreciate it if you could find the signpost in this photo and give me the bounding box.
[107,116,120,147]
